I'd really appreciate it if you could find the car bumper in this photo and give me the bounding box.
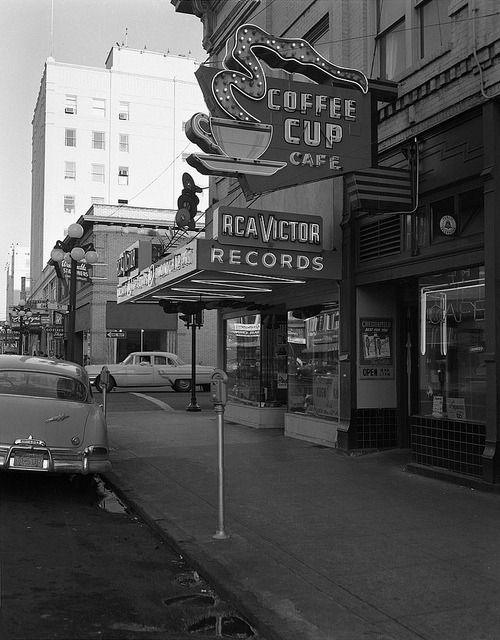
[0,445,111,475]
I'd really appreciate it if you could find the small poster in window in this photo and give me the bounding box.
[446,397,466,420]
[432,395,444,417]
[277,372,287,389]
[359,318,394,379]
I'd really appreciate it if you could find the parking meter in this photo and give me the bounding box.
[100,366,110,416]
[211,369,228,406]
[100,366,110,388]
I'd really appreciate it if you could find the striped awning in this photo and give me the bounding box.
[345,167,413,213]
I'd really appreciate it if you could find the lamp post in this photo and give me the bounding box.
[13,301,33,354]
[50,223,99,363]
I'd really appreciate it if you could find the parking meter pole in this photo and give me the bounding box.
[102,383,107,417]
[100,366,110,418]
[211,369,229,540]
[213,403,229,540]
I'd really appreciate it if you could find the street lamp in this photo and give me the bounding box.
[13,301,33,354]
[50,223,99,363]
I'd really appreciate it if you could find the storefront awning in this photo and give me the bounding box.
[117,238,341,308]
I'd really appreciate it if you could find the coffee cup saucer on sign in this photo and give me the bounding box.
[186,113,286,177]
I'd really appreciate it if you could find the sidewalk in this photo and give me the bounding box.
[103,407,500,640]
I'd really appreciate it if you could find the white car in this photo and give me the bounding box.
[0,355,111,476]
[85,351,216,393]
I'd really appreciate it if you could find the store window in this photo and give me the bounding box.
[288,303,339,419]
[225,314,287,407]
[419,267,486,422]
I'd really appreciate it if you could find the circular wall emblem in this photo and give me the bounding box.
[439,215,457,235]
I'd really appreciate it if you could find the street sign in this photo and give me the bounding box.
[106,330,127,339]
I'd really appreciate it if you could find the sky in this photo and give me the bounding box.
[0,0,206,321]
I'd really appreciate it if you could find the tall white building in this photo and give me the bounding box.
[30,47,207,288]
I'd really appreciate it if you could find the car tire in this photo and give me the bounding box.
[95,375,116,393]
[173,379,192,392]
[202,384,211,392]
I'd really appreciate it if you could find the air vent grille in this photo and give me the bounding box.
[358,216,401,262]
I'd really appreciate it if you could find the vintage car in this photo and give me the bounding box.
[0,355,111,476]
[85,351,217,392]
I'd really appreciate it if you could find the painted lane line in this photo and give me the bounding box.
[131,393,176,411]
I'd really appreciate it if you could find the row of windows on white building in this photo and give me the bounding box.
[63,193,129,215]
[64,129,129,151]
[64,95,129,120]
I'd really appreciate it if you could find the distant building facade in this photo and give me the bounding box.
[5,244,30,314]
[27,204,217,366]
[30,46,207,290]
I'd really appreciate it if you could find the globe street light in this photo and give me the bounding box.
[50,223,98,363]
[13,301,33,354]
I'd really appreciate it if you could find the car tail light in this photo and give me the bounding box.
[85,446,108,455]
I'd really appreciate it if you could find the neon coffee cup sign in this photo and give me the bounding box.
[186,24,372,198]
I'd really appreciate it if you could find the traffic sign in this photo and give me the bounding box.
[106,330,126,339]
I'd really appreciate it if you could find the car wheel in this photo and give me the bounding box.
[95,375,116,393]
[174,379,192,392]
[202,384,211,392]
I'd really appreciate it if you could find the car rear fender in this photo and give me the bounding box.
[0,396,92,448]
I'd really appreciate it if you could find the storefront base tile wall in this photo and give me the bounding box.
[411,417,486,478]
[356,408,398,449]
[224,403,285,429]
[285,413,339,448]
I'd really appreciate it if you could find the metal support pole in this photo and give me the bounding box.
[102,384,107,418]
[186,321,200,411]
[68,258,77,363]
[18,317,23,355]
[213,403,229,539]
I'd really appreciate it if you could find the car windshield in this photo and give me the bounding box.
[0,370,90,402]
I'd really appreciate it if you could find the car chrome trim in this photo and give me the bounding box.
[14,437,46,446]
[45,413,70,423]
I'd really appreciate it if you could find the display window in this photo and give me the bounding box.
[287,303,339,419]
[419,267,486,422]
[225,314,287,407]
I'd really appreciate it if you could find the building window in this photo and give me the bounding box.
[64,161,76,180]
[287,303,339,419]
[65,95,77,114]
[92,98,106,118]
[64,195,75,214]
[303,14,329,59]
[419,266,486,422]
[92,131,105,149]
[376,0,406,80]
[225,313,288,409]
[65,129,76,147]
[119,134,129,152]
[419,0,452,59]
[118,166,129,185]
[119,102,129,120]
[91,197,105,205]
[91,164,105,182]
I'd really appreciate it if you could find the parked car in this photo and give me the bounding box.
[0,355,111,476]
[85,351,217,393]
